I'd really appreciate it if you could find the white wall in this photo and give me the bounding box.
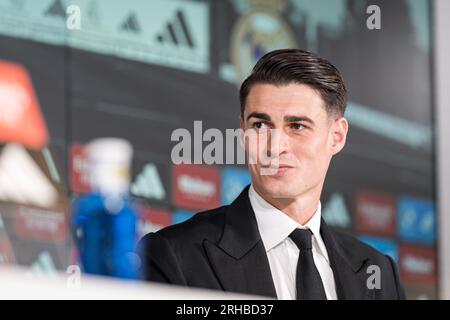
[435,0,450,300]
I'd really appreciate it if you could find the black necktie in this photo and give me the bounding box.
[289,228,327,300]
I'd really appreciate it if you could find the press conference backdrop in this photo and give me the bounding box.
[0,0,436,299]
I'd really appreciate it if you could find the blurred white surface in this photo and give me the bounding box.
[0,266,269,300]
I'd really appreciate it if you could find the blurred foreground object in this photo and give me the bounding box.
[71,138,139,279]
[0,266,268,300]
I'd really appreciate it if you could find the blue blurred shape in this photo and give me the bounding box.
[221,168,252,205]
[358,235,399,265]
[172,211,195,225]
[398,197,436,244]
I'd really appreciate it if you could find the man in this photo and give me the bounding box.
[138,49,405,300]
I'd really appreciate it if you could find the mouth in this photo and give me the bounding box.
[260,164,294,176]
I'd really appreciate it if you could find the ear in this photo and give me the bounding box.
[329,117,348,156]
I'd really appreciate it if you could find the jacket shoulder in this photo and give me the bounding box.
[331,229,405,299]
[331,229,392,263]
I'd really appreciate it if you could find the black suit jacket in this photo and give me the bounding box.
[138,186,405,299]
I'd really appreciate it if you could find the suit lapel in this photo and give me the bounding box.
[203,186,277,298]
[320,219,372,300]
[202,186,372,299]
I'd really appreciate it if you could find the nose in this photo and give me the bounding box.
[268,128,289,158]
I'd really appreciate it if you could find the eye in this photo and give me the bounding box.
[252,122,269,130]
[290,123,306,131]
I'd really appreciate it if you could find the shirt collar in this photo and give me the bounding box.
[249,184,327,259]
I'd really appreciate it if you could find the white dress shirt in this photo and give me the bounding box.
[248,185,338,300]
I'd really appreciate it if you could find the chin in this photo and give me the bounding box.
[257,181,299,200]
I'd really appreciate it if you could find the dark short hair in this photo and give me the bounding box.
[239,49,347,119]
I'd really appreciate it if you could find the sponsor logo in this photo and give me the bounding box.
[173,164,219,210]
[70,144,90,194]
[120,12,141,33]
[400,246,436,285]
[403,255,433,274]
[179,175,215,197]
[0,0,210,73]
[356,191,396,236]
[44,0,66,19]
[398,197,435,244]
[137,207,171,238]
[156,9,194,48]
[0,61,48,149]
[0,144,57,208]
[322,193,351,229]
[131,163,166,201]
[28,251,57,277]
[15,206,67,243]
[221,168,251,205]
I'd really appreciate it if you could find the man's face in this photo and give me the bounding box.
[240,83,348,201]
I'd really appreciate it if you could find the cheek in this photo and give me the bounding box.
[293,136,330,164]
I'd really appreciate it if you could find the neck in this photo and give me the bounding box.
[253,184,323,225]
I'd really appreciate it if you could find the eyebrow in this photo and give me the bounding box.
[246,112,315,126]
[246,112,271,122]
[284,115,315,126]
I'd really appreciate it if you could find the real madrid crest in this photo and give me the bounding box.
[230,0,297,85]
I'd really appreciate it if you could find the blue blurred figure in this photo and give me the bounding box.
[71,138,139,279]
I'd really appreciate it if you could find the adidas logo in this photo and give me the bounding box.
[44,0,66,19]
[322,193,351,228]
[120,12,141,33]
[156,9,195,48]
[131,164,166,201]
[0,144,57,208]
[29,251,57,277]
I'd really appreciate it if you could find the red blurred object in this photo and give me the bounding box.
[0,61,49,149]
[355,191,396,237]
[15,206,67,243]
[137,206,171,238]
[70,144,91,194]
[173,164,220,211]
[400,245,437,286]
